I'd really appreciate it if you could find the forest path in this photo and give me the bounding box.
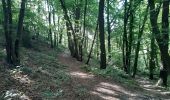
[57,51,170,100]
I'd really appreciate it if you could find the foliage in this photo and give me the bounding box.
[42,89,63,98]
[74,85,88,97]
[0,0,170,99]
[54,70,70,85]
[82,65,139,88]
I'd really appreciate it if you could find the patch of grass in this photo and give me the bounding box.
[20,66,32,75]
[42,89,63,99]
[82,65,139,88]
[74,85,88,97]
[54,70,70,85]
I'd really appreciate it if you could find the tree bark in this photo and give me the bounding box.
[14,0,27,65]
[123,0,128,73]
[80,0,87,61]
[2,0,13,64]
[59,0,79,60]
[149,34,156,80]
[52,6,57,47]
[107,0,111,60]
[98,0,106,69]
[86,22,98,65]
[148,0,169,86]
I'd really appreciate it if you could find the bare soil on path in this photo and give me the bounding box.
[57,51,170,100]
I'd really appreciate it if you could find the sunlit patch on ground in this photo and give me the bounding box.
[91,91,120,100]
[135,76,170,98]
[70,71,94,79]
[90,82,138,100]
[9,68,33,84]
[161,91,170,95]
[4,89,31,100]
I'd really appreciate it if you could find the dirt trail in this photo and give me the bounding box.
[58,51,170,100]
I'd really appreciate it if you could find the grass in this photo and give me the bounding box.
[82,65,140,89]
[74,84,88,97]
[0,40,71,99]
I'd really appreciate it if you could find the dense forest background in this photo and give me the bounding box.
[0,0,170,99]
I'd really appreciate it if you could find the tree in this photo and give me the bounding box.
[59,0,81,60]
[133,5,148,77]
[14,0,27,65]
[2,0,14,64]
[2,0,27,66]
[122,0,129,73]
[98,0,106,69]
[148,0,169,86]
[107,0,111,59]
[47,0,53,48]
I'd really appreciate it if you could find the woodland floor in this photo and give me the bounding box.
[0,40,170,100]
[57,50,170,100]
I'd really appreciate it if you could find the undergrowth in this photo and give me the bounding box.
[0,40,71,99]
[82,65,140,89]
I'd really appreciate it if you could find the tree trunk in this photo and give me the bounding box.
[14,0,27,65]
[2,0,13,64]
[66,22,75,57]
[59,33,63,44]
[127,0,135,74]
[59,0,79,60]
[53,7,57,47]
[86,22,98,65]
[123,0,128,73]
[107,0,111,60]
[98,0,106,69]
[47,0,53,48]
[80,0,87,61]
[148,0,169,86]
[133,5,148,77]
[149,34,156,80]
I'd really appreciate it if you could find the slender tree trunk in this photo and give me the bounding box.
[133,5,148,77]
[66,22,75,56]
[123,0,128,73]
[99,0,106,69]
[80,0,87,61]
[59,33,63,44]
[52,7,57,47]
[57,16,60,47]
[96,30,99,60]
[86,22,98,64]
[127,0,135,74]
[47,0,53,48]
[149,34,156,80]
[107,0,111,60]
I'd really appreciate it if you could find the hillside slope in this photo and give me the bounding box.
[0,40,170,100]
